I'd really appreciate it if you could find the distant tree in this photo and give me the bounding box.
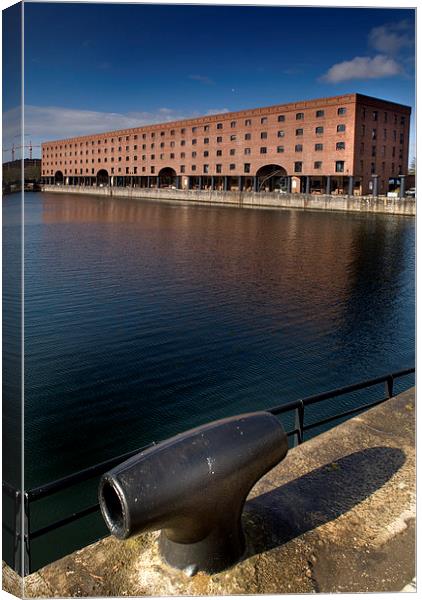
[409,157,416,175]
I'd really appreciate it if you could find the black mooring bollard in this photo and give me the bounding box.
[99,411,288,574]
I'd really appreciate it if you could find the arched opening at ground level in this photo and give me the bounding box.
[158,167,177,188]
[54,171,64,184]
[96,170,109,186]
[256,165,287,192]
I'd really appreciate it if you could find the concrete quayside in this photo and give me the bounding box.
[41,184,416,216]
[3,386,415,596]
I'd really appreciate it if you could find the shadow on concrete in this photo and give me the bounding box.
[243,446,406,557]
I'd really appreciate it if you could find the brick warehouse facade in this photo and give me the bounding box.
[41,93,411,196]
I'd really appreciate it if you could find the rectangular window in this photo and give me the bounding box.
[181,140,186,146]
[371,163,375,174]
[315,126,324,135]
[371,146,376,157]
[245,133,251,140]
[372,129,377,140]
[277,130,285,138]
[400,115,406,126]
[204,125,209,132]
[192,165,196,171]
[337,124,346,132]
[192,151,197,158]
[295,144,303,152]
[230,134,237,141]
[277,146,284,153]
[126,167,129,174]
[216,149,222,156]
[383,129,387,141]
[192,127,197,133]
[204,138,209,144]
[384,112,388,123]
[170,153,175,159]
[231,121,237,128]
[372,111,378,121]
[203,164,209,174]
[260,117,267,124]
[192,139,197,145]
[180,165,185,173]
[335,161,345,172]
[245,119,252,126]
[217,136,222,143]
[260,132,267,139]
[294,161,302,173]
[180,152,185,158]
[217,123,223,129]
[296,128,303,136]
[315,143,323,151]
[399,132,404,144]
[314,161,322,169]
[336,142,345,150]
[296,112,304,120]
[338,107,347,115]
[316,110,325,117]
[229,164,235,170]
[244,148,251,155]
[203,150,209,157]
[230,149,235,155]
[260,147,267,154]
[244,163,251,173]
[216,164,222,173]
[278,115,285,122]
[181,128,186,134]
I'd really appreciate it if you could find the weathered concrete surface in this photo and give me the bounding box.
[3,387,415,597]
[41,184,416,216]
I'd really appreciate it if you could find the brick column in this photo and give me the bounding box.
[224,176,229,192]
[305,176,310,194]
[238,176,243,191]
[372,174,379,198]
[211,176,215,190]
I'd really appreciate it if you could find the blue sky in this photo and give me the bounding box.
[4,2,416,160]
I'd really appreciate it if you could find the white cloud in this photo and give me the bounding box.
[189,74,214,85]
[321,55,402,83]
[368,20,414,55]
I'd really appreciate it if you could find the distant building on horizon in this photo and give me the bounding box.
[41,93,411,196]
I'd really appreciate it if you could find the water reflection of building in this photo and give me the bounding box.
[41,93,411,196]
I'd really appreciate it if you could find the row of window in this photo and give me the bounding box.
[361,109,407,125]
[44,124,348,159]
[45,141,349,168]
[360,126,405,143]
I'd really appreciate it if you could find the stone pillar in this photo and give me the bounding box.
[326,175,331,195]
[156,176,160,189]
[399,174,406,198]
[224,176,229,192]
[348,176,354,197]
[147,176,150,188]
[372,174,379,198]
[238,176,243,192]
[176,176,181,189]
[253,176,258,192]
[287,176,292,193]
[198,176,202,190]
[187,176,192,190]
[211,176,215,190]
[305,176,310,194]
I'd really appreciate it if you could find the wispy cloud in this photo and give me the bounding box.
[188,74,215,85]
[368,20,414,55]
[2,104,232,160]
[321,55,402,83]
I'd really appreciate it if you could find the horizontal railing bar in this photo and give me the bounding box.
[28,442,155,501]
[302,396,389,433]
[268,367,414,415]
[30,503,100,540]
[2,482,18,497]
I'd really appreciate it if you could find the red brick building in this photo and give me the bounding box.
[41,93,411,196]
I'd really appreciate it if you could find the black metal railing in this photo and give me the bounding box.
[2,367,415,575]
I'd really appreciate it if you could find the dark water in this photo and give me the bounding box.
[4,192,416,569]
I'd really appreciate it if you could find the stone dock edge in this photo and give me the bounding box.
[40,185,416,216]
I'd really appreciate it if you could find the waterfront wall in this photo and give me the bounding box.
[41,184,415,216]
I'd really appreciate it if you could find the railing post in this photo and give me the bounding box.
[23,492,30,576]
[293,401,305,446]
[13,490,21,574]
[385,375,394,399]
